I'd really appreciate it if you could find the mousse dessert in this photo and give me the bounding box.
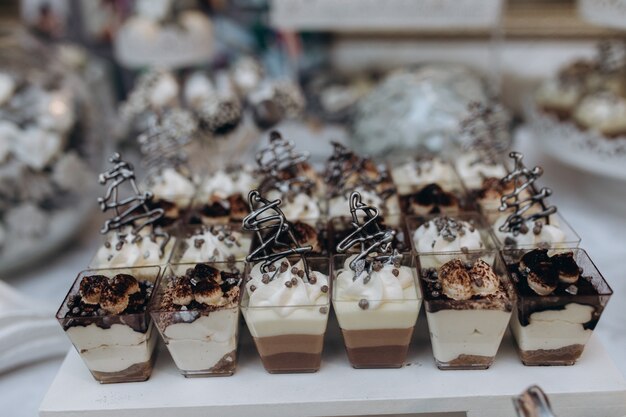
[171,224,251,264]
[505,248,612,366]
[419,253,513,369]
[241,190,330,373]
[325,142,400,224]
[391,157,463,216]
[192,165,256,224]
[410,214,493,268]
[56,267,160,383]
[241,257,330,373]
[150,262,243,376]
[333,253,421,368]
[144,167,196,227]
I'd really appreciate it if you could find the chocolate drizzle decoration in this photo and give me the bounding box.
[97,152,170,255]
[255,131,314,198]
[242,190,312,281]
[336,191,399,280]
[460,101,510,166]
[513,385,558,417]
[498,152,556,235]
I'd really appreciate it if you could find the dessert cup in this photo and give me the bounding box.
[170,224,252,264]
[503,248,612,366]
[56,266,161,383]
[408,212,495,268]
[418,250,514,370]
[488,211,580,250]
[89,227,176,270]
[241,256,330,373]
[150,262,244,377]
[249,217,329,256]
[332,253,422,368]
[390,158,466,216]
[329,214,410,255]
[144,168,197,228]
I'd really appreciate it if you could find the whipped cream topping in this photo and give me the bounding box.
[455,153,507,190]
[413,216,485,254]
[573,92,626,133]
[493,215,566,248]
[148,72,179,109]
[150,167,195,206]
[180,225,250,263]
[391,158,456,195]
[202,168,256,199]
[265,190,321,222]
[328,187,383,219]
[92,226,173,268]
[246,258,329,317]
[184,71,214,105]
[335,255,417,310]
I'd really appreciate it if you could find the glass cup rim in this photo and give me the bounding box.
[56,265,162,320]
[501,247,613,299]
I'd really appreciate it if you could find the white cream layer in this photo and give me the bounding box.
[455,153,507,190]
[492,215,566,248]
[510,303,595,352]
[66,323,156,373]
[163,310,238,371]
[179,230,251,263]
[426,309,511,363]
[391,159,457,195]
[90,227,175,269]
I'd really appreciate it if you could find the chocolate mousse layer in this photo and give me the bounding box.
[253,334,324,373]
[342,328,414,368]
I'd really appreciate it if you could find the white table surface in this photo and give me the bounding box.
[2,127,626,417]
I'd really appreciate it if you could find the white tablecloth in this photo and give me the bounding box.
[1,127,625,417]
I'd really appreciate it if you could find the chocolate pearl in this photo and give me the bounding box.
[291,277,298,286]
[358,299,369,310]
[431,291,440,298]
[392,269,399,277]
[519,224,529,234]
[309,275,317,284]
[461,246,469,254]
[320,285,329,293]
[269,265,276,272]
[280,261,289,273]
[71,307,80,315]
[297,270,305,278]
[261,274,270,284]
[104,241,111,249]
[194,238,204,248]
[319,306,328,314]
[250,285,257,292]
[291,267,299,274]
[285,281,293,288]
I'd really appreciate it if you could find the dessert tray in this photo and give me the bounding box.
[39,319,626,417]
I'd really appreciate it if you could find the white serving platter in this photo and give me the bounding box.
[39,314,626,417]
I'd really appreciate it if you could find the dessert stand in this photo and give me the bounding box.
[39,314,626,417]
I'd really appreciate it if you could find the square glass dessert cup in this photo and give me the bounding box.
[418,250,515,370]
[332,253,422,368]
[502,248,613,366]
[248,217,329,256]
[487,211,581,250]
[329,214,410,255]
[241,256,331,374]
[149,262,244,377]
[407,212,496,264]
[56,266,161,383]
[170,224,252,264]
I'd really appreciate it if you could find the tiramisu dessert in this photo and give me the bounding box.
[410,214,493,268]
[56,266,160,383]
[150,262,243,376]
[391,157,463,216]
[333,191,421,368]
[144,166,196,228]
[325,142,400,224]
[490,152,579,249]
[172,224,251,264]
[90,153,175,269]
[419,252,513,369]
[505,248,612,366]
[192,165,256,225]
[241,190,330,373]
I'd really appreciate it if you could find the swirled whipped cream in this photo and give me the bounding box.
[413,216,485,254]
[335,255,417,311]
[493,215,566,248]
[454,153,507,190]
[91,226,175,269]
[150,168,196,207]
[245,259,329,317]
[391,158,457,195]
[201,167,256,200]
[179,225,251,263]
